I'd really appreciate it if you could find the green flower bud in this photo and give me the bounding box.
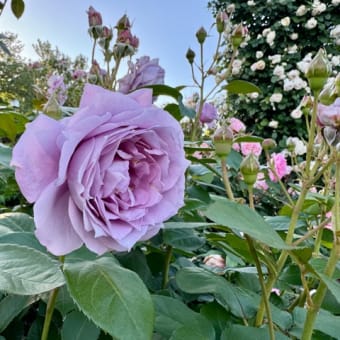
[231,24,248,49]
[186,48,196,64]
[262,138,277,151]
[213,126,233,159]
[216,11,228,33]
[319,80,337,105]
[305,49,332,93]
[196,27,207,44]
[240,153,260,186]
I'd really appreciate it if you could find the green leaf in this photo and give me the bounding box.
[203,196,291,249]
[163,103,182,121]
[164,222,216,229]
[0,112,28,142]
[144,84,182,100]
[316,272,340,304]
[222,324,290,340]
[0,294,37,332]
[176,267,258,319]
[163,229,205,251]
[152,295,215,339]
[223,80,261,94]
[0,143,12,169]
[0,243,64,294]
[265,216,306,231]
[0,212,35,234]
[0,232,47,253]
[11,0,25,19]
[64,257,154,340]
[61,310,100,340]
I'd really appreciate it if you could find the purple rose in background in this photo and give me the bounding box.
[198,102,218,124]
[118,56,165,94]
[11,84,189,255]
[47,75,68,105]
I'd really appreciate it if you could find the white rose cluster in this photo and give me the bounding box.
[311,0,327,15]
[283,69,308,92]
[262,28,276,46]
[250,60,266,71]
[330,25,340,45]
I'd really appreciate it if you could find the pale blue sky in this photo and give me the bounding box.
[0,0,217,90]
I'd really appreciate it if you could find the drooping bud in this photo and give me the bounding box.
[186,48,196,64]
[196,27,207,44]
[262,138,277,151]
[213,126,233,159]
[319,80,337,105]
[87,6,102,27]
[305,49,331,94]
[240,153,260,186]
[231,23,248,49]
[216,11,228,33]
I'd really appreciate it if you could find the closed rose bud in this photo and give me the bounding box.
[319,81,337,106]
[305,49,332,93]
[213,126,233,159]
[87,6,102,27]
[231,23,247,49]
[262,138,277,151]
[216,11,228,33]
[196,26,207,44]
[116,14,131,30]
[102,26,113,40]
[186,48,196,64]
[240,153,260,186]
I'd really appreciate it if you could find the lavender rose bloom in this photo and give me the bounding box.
[198,102,218,124]
[118,56,165,94]
[11,84,189,255]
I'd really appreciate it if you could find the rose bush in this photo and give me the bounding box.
[11,84,188,255]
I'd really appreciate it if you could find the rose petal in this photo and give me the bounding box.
[11,114,62,202]
[34,182,83,255]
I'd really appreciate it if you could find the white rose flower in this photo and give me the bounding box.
[247,0,256,6]
[226,3,235,12]
[284,79,294,91]
[288,45,298,54]
[250,60,266,71]
[256,51,264,59]
[262,28,271,37]
[287,69,300,79]
[280,17,291,27]
[248,92,259,99]
[332,0,340,5]
[312,2,327,15]
[290,109,303,119]
[290,33,299,40]
[292,78,307,90]
[330,25,340,38]
[296,5,308,16]
[273,65,285,79]
[331,55,340,67]
[305,17,318,29]
[268,54,281,64]
[270,93,283,103]
[266,31,276,45]
[287,137,307,155]
[269,120,279,128]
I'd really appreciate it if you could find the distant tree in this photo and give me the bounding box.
[208,0,340,146]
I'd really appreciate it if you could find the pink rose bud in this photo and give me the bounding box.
[102,26,113,40]
[216,11,228,33]
[231,23,248,49]
[262,138,277,151]
[305,49,331,93]
[87,6,102,27]
[130,35,139,49]
[203,254,225,268]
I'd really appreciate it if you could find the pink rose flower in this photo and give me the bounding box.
[229,117,246,133]
[11,84,189,256]
[240,142,262,157]
[268,152,292,182]
[254,173,269,191]
[118,56,165,94]
[198,102,218,124]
